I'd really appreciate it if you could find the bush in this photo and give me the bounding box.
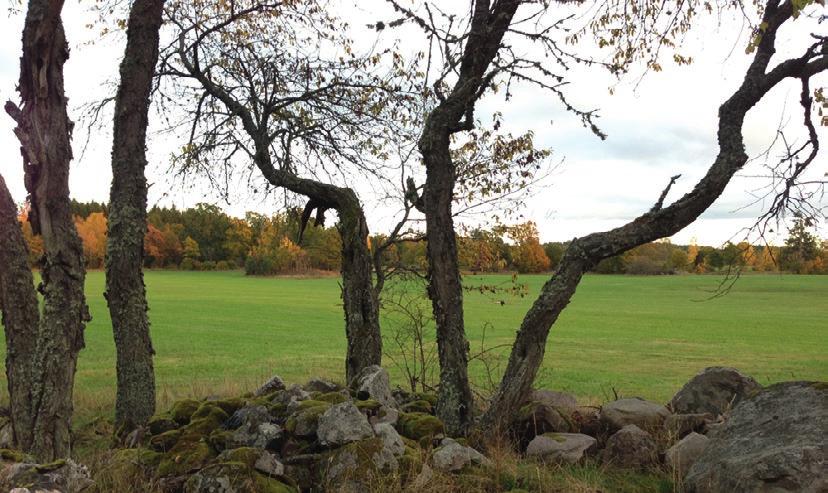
[180,258,196,271]
[216,260,231,270]
[245,254,276,275]
[200,261,217,271]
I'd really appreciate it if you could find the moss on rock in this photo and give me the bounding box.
[149,429,182,452]
[397,412,445,441]
[315,392,348,405]
[212,397,247,415]
[401,400,433,414]
[148,414,179,435]
[0,449,32,463]
[170,399,201,425]
[156,439,215,478]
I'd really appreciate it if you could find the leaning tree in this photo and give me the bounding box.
[383,0,827,435]
[158,0,422,383]
[0,0,91,460]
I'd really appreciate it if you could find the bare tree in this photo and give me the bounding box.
[1,0,91,460]
[159,0,418,383]
[480,0,828,431]
[105,0,165,433]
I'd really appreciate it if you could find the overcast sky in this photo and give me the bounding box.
[1,1,825,246]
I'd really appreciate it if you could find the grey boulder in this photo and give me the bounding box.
[665,432,708,478]
[432,438,491,472]
[684,381,827,493]
[669,366,761,417]
[601,397,670,432]
[317,402,374,447]
[602,424,659,469]
[525,433,597,464]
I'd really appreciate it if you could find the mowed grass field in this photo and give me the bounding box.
[1,271,826,417]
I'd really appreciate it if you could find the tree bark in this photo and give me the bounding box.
[417,0,521,435]
[4,0,91,461]
[105,0,164,433]
[479,0,827,432]
[0,175,39,451]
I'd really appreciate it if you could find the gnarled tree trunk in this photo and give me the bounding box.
[105,0,164,433]
[0,176,39,451]
[3,0,90,461]
[478,0,827,432]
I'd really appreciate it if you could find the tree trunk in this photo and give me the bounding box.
[105,0,164,433]
[0,175,39,451]
[4,0,90,461]
[479,0,825,431]
[419,116,473,436]
[337,192,382,383]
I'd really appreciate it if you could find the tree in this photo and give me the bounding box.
[105,0,165,432]
[76,212,108,268]
[1,0,91,460]
[159,0,415,383]
[780,216,820,273]
[509,222,551,274]
[480,0,828,431]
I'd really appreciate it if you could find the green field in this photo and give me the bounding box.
[2,271,826,416]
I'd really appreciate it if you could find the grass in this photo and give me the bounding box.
[1,271,825,418]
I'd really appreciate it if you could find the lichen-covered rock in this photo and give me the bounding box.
[285,401,330,439]
[323,437,397,490]
[317,402,374,447]
[351,365,397,409]
[255,374,287,397]
[314,392,348,405]
[0,458,92,493]
[216,447,285,477]
[665,432,708,478]
[602,425,658,469]
[600,398,670,432]
[224,406,283,450]
[684,381,827,493]
[525,433,597,464]
[373,423,405,457]
[431,438,491,472]
[171,399,201,425]
[669,367,762,417]
[397,412,445,442]
[183,462,295,493]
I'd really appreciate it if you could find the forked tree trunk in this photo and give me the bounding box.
[106,0,164,432]
[0,175,39,451]
[478,0,826,432]
[3,0,90,461]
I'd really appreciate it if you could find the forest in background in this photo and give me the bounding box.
[16,200,828,276]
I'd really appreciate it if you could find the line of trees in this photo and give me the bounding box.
[19,202,828,276]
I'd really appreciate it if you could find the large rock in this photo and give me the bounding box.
[351,366,398,409]
[600,398,670,432]
[183,462,293,493]
[286,401,331,439]
[602,424,658,469]
[669,367,762,417]
[512,401,573,448]
[684,381,827,493]
[530,389,578,414]
[432,438,491,472]
[373,423,405,457]
[665,432,708,478]
[323,437,397,490]
[317,402,374,447]
[525,433,597,464]
[255,374,286,396]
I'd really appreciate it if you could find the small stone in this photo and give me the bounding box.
[306,378,340,393]
[602,424,659,469]
[373,422,405,457]
[351,366,398,409]
[253,451,285,477]
[255,374,286,396]
[601,398,670,432]
[530,389,578,414]
[665,413,716,438]
[432,438,491,472]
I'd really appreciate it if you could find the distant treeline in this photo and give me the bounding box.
[15,200,828,275]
